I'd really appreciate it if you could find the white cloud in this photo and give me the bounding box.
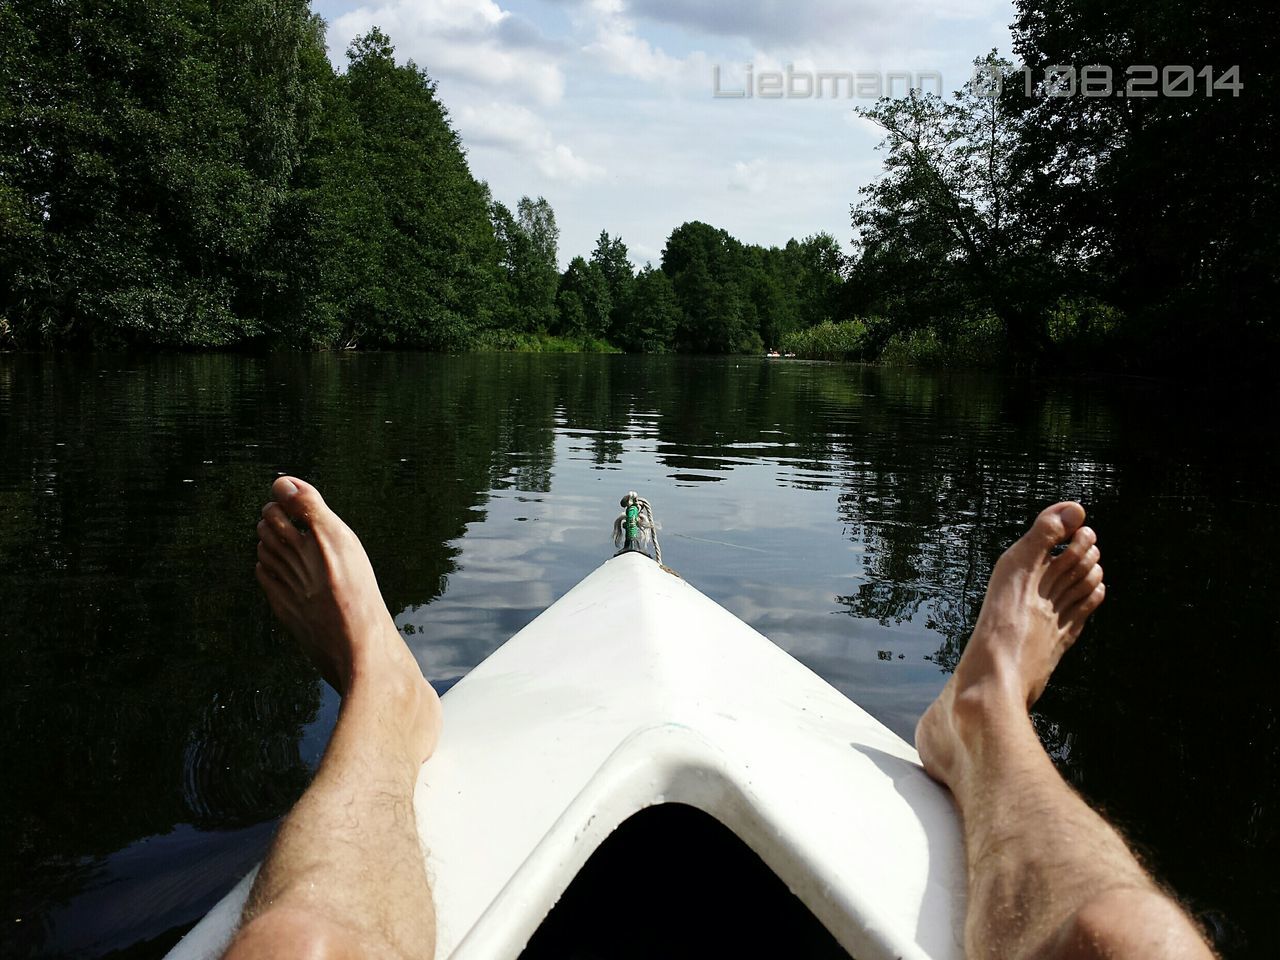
[540,142,607,182]
[457,103,606,183]
[729,158,769,194]
[629,241,662,266]
[330,0,566,105]
[319,0,1017,263]
[568,0,709,88]
[627,0,1007,53]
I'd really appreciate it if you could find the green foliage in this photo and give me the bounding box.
[849,6,1279,373]
[472,329,620,353]
[0,0,325,346]
[785,233,846,328]
[292,29,500,348]
[0,12,499,349]
[1046,298,1123,348]
[877,315,1005,368]
[492,196,559,334]
[17,2,1264,369]
[556,256,611,340]
[780,320,870,361]
[614,267,682,353]
[851,52,1063,361]
[651,221,848,355]
[663,222,740,352]
[0,9,865,360]
[1008,0,1278,361]
[590,231,635,341]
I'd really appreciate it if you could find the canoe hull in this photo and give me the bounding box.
[168,552,965,959]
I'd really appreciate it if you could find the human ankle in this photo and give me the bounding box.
[949,673,1035,763]
[345,623,418,687]
[345,641,440,757]
[952,651,1023,714]
[347,656,424,712]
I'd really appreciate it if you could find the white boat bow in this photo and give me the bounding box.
[168,549,966,959]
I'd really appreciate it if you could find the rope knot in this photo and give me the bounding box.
[612,491,661,563]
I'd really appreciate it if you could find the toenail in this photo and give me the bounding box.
[277,479,299,497]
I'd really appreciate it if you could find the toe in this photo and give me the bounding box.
[1060,562,1104,612]
[1046,530,1099,593]
[1024,501,1086,553]
[256,561,300,620]
[1066,582,1107,629]
[271,476,336,534]
[260,502,304,546]
[257,509,308,582]
[258,538,304,595]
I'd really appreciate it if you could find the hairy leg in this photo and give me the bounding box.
[224,477,442,960]
[917,503,1214,960]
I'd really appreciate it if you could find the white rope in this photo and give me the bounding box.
[612,491,662,564]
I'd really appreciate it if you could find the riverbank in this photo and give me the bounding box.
[471,330,621,354]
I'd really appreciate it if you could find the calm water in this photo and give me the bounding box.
[1,353,1277,958]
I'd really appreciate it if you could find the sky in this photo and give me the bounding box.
[310,0,1017,267]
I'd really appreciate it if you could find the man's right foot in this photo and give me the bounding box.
[254,476,442,763]
[915,502,1105,791]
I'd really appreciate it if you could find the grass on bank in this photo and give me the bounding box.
[779,320,871,361]
[777,299,1132,368]
[471,330,621,353]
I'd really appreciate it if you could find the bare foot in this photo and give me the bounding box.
[255,476,441,763]
[916,502,1105,791]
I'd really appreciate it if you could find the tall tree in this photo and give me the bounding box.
[492,195,559,333]
[0,0,324,346]
[786,233,846,328]
[589,231,634,340]
[745,252,793,350]
[555,256,611,340]
[662,221,760,353]
[851,53,1061,359]
[303,28,500,347]
[615,266,681,353]
[1008,0,1278,361]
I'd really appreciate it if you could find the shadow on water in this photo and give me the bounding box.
[0,354,1276,957]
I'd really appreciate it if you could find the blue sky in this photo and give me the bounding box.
[310,0,1016,266]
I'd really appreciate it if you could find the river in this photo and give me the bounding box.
[1,353,1275,957]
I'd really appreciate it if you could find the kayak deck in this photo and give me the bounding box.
[168,552,965,960]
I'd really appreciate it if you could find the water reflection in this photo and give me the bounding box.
[0,355,1275,956]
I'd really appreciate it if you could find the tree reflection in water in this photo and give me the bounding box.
[0,355,1274,956]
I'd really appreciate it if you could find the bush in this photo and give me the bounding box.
[876,315,1005,367]
[779,319,869,360]
[1047,297,1125,349]
[471,329,620,353]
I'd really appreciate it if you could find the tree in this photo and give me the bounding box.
[1008,0,1278,362]
[614,266,682,352]
[556,256,611,340]
[662,221,761,353]
[589,231,634,340]
[302,28,500,347]
[786,233,846,328]
[0,13,503,349]
[492,195,559,333]
[851,52,1062,359]
[0,0,325,346]
[746,257,793,350]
